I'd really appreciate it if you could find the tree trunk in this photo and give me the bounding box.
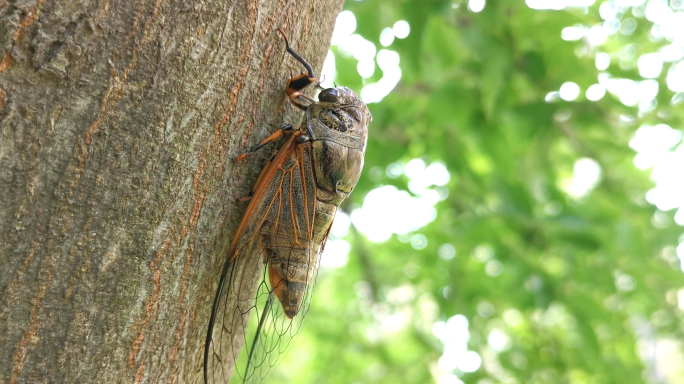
[0,0,343,383]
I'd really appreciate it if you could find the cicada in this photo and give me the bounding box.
[204,29,371,384]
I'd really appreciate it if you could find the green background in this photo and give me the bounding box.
[272,0,684,383]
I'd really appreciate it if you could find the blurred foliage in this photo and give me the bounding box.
[270,0,684,383]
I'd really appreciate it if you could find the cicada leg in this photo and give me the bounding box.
[234,124,294,201]
[233,124,294,162]
[278,28,316,111]
[315,74,326,90]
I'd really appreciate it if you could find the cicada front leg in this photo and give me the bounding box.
[278,28,316,110]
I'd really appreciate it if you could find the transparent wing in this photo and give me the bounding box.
[205,136,328,384]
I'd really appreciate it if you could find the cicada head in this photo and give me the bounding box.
[310,87,371,141]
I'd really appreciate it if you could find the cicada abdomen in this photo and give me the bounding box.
[204,29,371,384]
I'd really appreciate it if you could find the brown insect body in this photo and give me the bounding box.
[270,87,369,318]
[204,29,370,384]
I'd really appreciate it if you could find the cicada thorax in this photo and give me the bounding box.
[265,87,370,319]
[307,88,371,204]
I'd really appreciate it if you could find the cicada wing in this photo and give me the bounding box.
[204,226,265,384]
[206,138,327,384]
[236,254,322,384]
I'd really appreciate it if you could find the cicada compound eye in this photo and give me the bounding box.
[318,88,339,102]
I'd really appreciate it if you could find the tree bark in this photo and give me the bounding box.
[0,0,343,383]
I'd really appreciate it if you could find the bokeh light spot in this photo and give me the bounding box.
[559,82,581,101]
[468,0,486,12]
[393,20,410,39]
[586,84,606,100]
[380,27,395,46]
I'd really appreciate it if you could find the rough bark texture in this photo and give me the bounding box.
[0,0,343,383]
